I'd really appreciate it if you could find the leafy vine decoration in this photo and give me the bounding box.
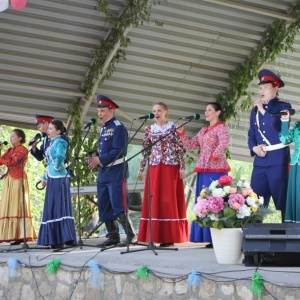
[82,0,165,96]
[69,99,98,234]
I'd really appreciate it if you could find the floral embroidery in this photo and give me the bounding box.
[180,123,230,173]
[140,121,186,172]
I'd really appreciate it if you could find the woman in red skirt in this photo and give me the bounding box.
[137,102,188,247]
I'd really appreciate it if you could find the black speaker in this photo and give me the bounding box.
[243,223,300,266]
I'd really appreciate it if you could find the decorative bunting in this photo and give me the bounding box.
[136,265,149,279]
[7,257,20,278]
[249,271,263,298]
[46,258,61,274]
[0,0,8,12]
[11,0,27,10]
[187,270,202,291]
[87,260,101,290]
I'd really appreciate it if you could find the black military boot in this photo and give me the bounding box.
[97,220,120,248]
[118,212,137,245]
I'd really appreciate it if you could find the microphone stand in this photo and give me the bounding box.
[64,124,99,250]
[0,139,48,252]
[120,119,193,256]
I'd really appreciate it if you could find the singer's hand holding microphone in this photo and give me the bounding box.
[0,141,8,149]
[29,132,47,146]
[253,99,264,114]
[273,109,295,119]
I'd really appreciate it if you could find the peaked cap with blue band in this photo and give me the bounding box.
[258,69,285,88]
[96,95,119,109]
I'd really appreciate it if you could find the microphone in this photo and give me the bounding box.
[83,118,96,129]
[29,132,47,146]
[137,113,155,120]
[0,141,8,146]
[181,114,200,120]
[271,109,296,117]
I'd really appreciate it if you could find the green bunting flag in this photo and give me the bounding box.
[249,271,263,298]
[136,265,149,278]
[46,258,61,274]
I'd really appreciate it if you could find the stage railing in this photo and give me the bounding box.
[70,182,144,196]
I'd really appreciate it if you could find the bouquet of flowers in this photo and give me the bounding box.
[193,175,272,229]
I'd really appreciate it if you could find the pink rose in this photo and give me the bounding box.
[194,198,209,218]
[207,196,224,213]
[228,193,245,210]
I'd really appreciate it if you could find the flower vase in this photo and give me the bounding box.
[210,228,243,264]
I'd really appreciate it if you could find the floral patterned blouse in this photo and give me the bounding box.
[0,144,28,179]
[178,122,230,173]
[139,121,186,173]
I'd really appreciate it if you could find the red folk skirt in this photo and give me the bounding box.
[137,163,188,244]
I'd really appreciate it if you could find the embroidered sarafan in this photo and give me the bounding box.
[180,122,230,173]
[139,121,186,172]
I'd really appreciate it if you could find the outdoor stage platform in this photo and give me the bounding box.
[0,235,299,300]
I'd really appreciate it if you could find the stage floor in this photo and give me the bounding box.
[0,237,300,286]
[0,235,300,288]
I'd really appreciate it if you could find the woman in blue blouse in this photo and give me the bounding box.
[37,120,76,249]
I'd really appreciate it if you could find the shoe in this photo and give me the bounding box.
[159,243,174,247]
[125,235,138,245]
[117,235,138,247]
[10,241,22,246]
[50,244,64,249]
[97,235,120,248]
[205,243,213,248]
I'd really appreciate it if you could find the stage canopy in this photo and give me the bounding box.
[1,0,300,162]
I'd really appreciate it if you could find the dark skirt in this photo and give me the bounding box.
[37,177,76,246]
[190,171,227,243]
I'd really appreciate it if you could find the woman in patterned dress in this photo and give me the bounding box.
[0,129,37,245]
[177,102,230,247]
[137,102,188,247]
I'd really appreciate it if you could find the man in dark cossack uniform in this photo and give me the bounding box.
[31,115,69,164]
[87,95,137,247]
[248,69,291,222]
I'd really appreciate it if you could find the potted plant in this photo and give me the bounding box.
[193,174,272,264]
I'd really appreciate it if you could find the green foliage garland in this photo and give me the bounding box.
[82,0,165,96]
[218,2,300,122]
[69,99,98,234]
